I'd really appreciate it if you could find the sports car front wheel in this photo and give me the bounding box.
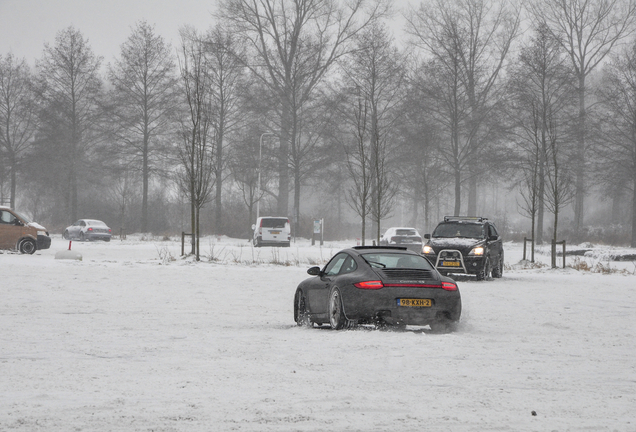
[329,288,347,330]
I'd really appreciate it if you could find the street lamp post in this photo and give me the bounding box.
[256,132,275,221]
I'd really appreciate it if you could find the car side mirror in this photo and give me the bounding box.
[14,219,23,226]
[307,266,321,276]
[251,224,256,230]
[424,234,430,239]
[489,235,498,241]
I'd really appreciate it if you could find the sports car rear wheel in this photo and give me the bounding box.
[329,288,347,330]
[294,289,312,327]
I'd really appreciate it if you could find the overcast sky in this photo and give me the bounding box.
[0,0,218,66]
[0,0,412,73]
[0,0,410,68]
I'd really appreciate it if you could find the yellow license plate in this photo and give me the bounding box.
[270,231,280,234]
[441,261,461,267]
[397,299,432,307]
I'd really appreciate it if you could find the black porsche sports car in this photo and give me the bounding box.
[294,246,461,331]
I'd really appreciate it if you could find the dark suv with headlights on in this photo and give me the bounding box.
[422,216,503,280]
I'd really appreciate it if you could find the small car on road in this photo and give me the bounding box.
[63,219,112,242]
[379,227,423,252]
[252,216,291,247]
[294,246,461,332]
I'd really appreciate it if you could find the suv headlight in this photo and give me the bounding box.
[422,245,434,254]
[468,246,484,256]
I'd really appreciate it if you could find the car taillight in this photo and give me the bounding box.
[442,281,458,291]
[384,283,442,288]
[87,228,93,231]
[354,280,384,289]
[108,229,112,233]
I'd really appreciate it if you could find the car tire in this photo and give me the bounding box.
[19,238,37,254]
[294,289,312,327]
[63,230,70,240]
[492,254,504,278]
[105,237,111,242]
[329,288,347,330]
[476,256,491,281]
[254,237,261,248]
[79,232,85,242]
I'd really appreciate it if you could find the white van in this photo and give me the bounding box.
[252,216,291,247]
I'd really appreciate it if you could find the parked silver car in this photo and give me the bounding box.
[379,227,423,252]
[63,219,112,242]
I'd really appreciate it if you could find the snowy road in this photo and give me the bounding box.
[1,237,635,431]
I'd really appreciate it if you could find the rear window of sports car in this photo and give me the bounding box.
[361,253,433,270]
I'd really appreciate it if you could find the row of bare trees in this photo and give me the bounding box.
[3,0,636,249]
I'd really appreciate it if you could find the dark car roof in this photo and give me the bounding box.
[345,246,417,255]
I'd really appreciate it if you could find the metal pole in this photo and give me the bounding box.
[256,132,274,221]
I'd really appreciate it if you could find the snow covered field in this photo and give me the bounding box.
[1,235,635,431]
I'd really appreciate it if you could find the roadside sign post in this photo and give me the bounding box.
[312,219,324,246]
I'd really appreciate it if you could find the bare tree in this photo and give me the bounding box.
[108,21,179,233]
[218,0,388,219]
[597,41,636,247]
[35,26,104,222]
[176,27,217,260]
[230,124,278,237]
[402,60,453,232]
[507,23,575,246]
[203,25,250,235]
[336,23,403,242]
[0,54,38,208]
[531,0,636,233]
[544,112,574,262]
[413,56,468,216]
[336,86,373,244]
[516,162,539,261]
[406,0,520,215]
[288,92,338,235]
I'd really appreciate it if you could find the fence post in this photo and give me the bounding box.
[523,237,527,261]
[181,232,185,256]
[562,240,566,269]
[551,238,556,269]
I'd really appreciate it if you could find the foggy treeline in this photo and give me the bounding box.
[2,0,636,251]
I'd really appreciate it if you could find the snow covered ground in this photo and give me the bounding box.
[1,235,635,431]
